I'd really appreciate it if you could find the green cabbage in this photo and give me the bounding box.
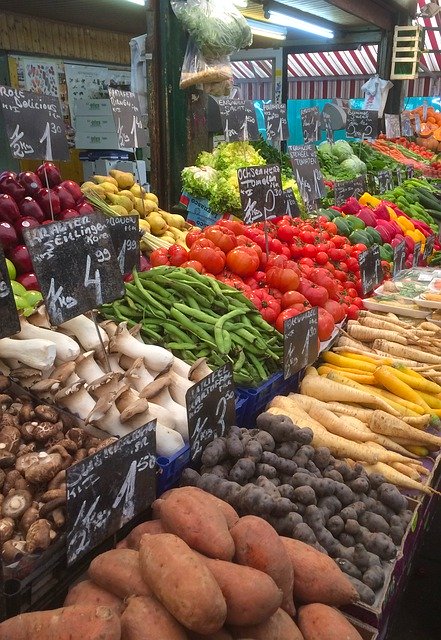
[340,157,367,174]
[318,141,333,156]
[331,140,354,161]
[181,165,218,199]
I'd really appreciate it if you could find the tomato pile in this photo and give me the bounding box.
[150,216,369,339]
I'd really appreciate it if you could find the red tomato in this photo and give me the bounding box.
[270,238,284,254]
[203,226,237,253]
[275,308,301,333]
[189,245,225,274]
[346,257,360,273]
[236,235,263,260]
[330,235,346,248]
[309,267,330,284]
[150,247,170,267]
[226,246,260,277]
[315,251,328,265]
[347,288,358,298]
[299,257,314,268]
[323,299,346,323]
[266,267,300,293]
[300,230,315,245]
[180,260,203,273]
[290,241,304,259]
[304,284,329,307]
[318,307,335,341]
[217,219,244,235]
[334,269,347,282]
[185,228,202,248]
[338,261,349,273]
[324,221,338,235]
[353,296,364,309]
[351,243,368,254]
[277,224,296,244]
[303,244,317,260]
[347,304,360,320]
[167,244,188,267]
[281,290,309,309]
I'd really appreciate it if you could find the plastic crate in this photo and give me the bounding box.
[235,391,248,427]
[237,370,303,427]
[156,444,191,496]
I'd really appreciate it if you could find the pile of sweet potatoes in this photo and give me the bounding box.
[0,486,367,639]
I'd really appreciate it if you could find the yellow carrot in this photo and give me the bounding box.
[369,410,441,448]
[373,366,432,412]
[317,365,375,385]
[339,351,392,366]
[363,385,425,416]
[322,351,377,372]
[406,445,430,457]
[417,391,441,410]
[391,367,441,395]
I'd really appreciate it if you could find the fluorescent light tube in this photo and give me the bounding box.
[125,0,145,5]
[247,19,287,40]
[268,9,334,39]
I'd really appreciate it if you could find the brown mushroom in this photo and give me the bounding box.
[20,504,40,534]
[39,489,66,503]
[0,424,22,453]
[17,442,37,457]
[47,445,72,470]
[39,496,66,518]
[2,489,33,519]
[2,539,27,563]
[48,470,66,491]
[18,421,37,442]
[0,374,11,392]
[94,437,119,453]
[0,447,15,469]
[54,439,77,454]
[48,507,65,530]
[33,421,63,443]
[73,448,88,463]
[0,517,14,543]
[26,519,52,553]
[64,428,85,448]
[0,394,13,409]
[25,453,63,484]
[34,405,59,424]
[0,413,18,429]
[2,470,29,495]
[0,468,5,490]
[15,451,40,474]
[18,402,35,423]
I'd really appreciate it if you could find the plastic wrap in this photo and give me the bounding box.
[179,39,232,91]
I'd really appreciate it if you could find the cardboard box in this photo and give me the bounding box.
[81,161,96,182]
[75,131,121,150]
[75,115,116,133]
[74,100,113,117]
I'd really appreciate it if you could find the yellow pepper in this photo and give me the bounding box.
[359,193,380,207]
[396,216,415,232]
[386,206,398,220]
[406,229,423,242]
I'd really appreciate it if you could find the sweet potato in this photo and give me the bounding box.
[281,538,358,606]
[199,556,282,626]
[298,604,363,640]
[117,520,164,550]
[230,515,295,617]
[64,580,123,613]
[88,549,151,599]
[121,596,188,640]
[155,486,239,528]
[0,605,121,640]
[230,608,304,640]
[139,533,227,634]
[159,491,235,560]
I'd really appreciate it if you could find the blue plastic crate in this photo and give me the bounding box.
[235,391,248,428]
[156,444,191,496]
[237,370,302,427]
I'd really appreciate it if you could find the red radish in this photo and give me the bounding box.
[59,209,80,220]
[18,171,43,196]
[19,197,45,223]
[36,162,61,187]
[35,188,61,217]
[0,222,18,250]
[8,244,33,274]
[17,272,40,291]
[0,173,26,202]
[0,194,21,223]
[52,185,76,210]
[76,201,94,215]
[60,179,83,202]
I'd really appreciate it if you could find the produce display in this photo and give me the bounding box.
[383,177,441,232]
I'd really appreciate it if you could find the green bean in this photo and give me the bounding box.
[153,275,211,307]
[133,272,170,313]
[170,308,217,346]
[247,352,268,380]
[141,327,163,342]
[166,341,198,350]
[185,296,200,310]
[144,280,173,299]
[214,309,244,354]
[174,303,217,325]
[233,349,246,372]
[163,322,194,343]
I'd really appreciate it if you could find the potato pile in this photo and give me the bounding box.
[0,487,365,640]
[181,414,413,605]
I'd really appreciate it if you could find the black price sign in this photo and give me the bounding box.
[385,114,401,139]
[284,307,319,379]
[186,364,236,464]
[288,145,325,204]
[284,187,300,218]
[322,112,334,144]
[359,246,382,296]
[0,244,20,339]
[66,421,156,565]
[395,168,403,186]
[424,234,435,261]
[378,170,393,194]
[238,164,284,224]
[413,241,422,267]
[346,109,378,140]
[0,85,69,161]
[23,213,124,325]
[263,103,289,142]
[301,107,321,144]
[406,166,414,179]
[401,113,412,137]
[106,215,140,275]
[335,175,367,206]
[108,88,147,149]
[218,99,259,142]
[393,240,406,277]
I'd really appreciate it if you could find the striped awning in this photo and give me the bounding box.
[287,46,378,77]
[420,0,441,73]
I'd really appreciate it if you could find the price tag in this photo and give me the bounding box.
[393,240,406,277]
[366,173,376,193]
[424,234,435,261]
[346,110,378,140]
[288,145,325,203]
[186,364,236,464]
[414,114,421,136]
[263,103,289,142]
[238,164,284,224]
[0,85,69,161]
[284,307,319,379]
[23,213,124,325]
[406,166,414,179]
[401,113,412,137]
[423,101,428,122]
[384,114,401,139]
[218,99,259,142]
[108,88,147,149]
[358,246,382,296]
[106,215,140,275]
[395,168,403,186]
[378,170,394,194]
[284,187,300,218]
[301,107,321,144]
[322,112,334,144]
[334,175,367,206]
[413,241,422,267]
[66,421,156,565]
[0,244,20,339]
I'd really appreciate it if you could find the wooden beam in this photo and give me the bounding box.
[324,0,394,30]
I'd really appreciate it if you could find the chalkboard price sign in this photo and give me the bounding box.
[395,168,403,186]
[335,175,367,206]
[218,99,259,142]
[238,164,284,224]
[401,113,412,137]
[424,234,435,261]
[413,241,422,267]
[263,103,289,141]
[288,145,325,203]
[284,307,319,379]
[393,240,406,277]
[66,421,156,565]
[301,107,321,144]
[378,170,393,194]
[0,85,69,161]
[322,112,334,144]
[358,246,382,296]
[385,114,401,139]
[106,215,140,275]
[0,244,20,339]
[284,187,300,218]
[108,88,147,149]
[406,166,414,180]
[186,364,236,464]
[346,110,378,140]
[23,213,124,325]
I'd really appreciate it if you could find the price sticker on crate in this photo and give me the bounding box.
[0,243,20,339]
[377,170,393,194]
[301,107,321,144]
[284,307,318,380]
[424,234,435,261]
[238,164,284,225]
[186,364,236,464]
[393,239,406,277]
[358,246,382,296]
[23,213,124,325]
[218,99,260,143]
[106,214,140,275]
[108,88,148,149]
[263,103,289,142]
[66,421,156,565]
[0,85,69,161]
[413,241,422,267]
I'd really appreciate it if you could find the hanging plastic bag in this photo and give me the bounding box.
[171,0,252,60]
[180,39,233,90]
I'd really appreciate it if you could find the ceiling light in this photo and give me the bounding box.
[125,0,145,5]
[247,19,287,40]
[267,9,334,39]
